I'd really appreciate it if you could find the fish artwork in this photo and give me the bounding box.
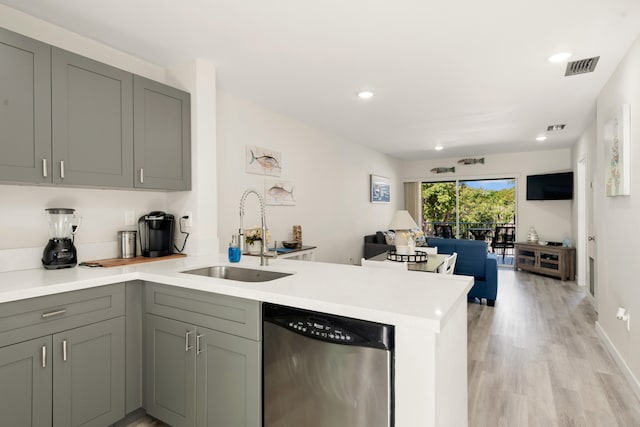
[430,167,455,174]
[267,185,294,201]
[265,181,296,205]
[250,150,281,171]
[246,145,282,176]
[457,157,485,165]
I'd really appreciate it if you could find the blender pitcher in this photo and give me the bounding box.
[42,208,79,269]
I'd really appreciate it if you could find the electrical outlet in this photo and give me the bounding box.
[185,212,193,227]
[124,210,135,226]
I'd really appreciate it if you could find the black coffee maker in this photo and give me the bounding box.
[138,211,175,257]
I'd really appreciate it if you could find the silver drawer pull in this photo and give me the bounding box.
[185,330,193,352]
[42,309,67,318]
[41,345,47,368]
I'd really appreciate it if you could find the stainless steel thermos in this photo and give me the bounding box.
[117,230,137,259]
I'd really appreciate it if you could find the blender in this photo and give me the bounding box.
[42,208,80,269]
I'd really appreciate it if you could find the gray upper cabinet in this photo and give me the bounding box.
[134,75,191,190]
[52,47,134,187]
[0,28,51,183]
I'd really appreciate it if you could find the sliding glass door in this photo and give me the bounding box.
[422,178,516,242]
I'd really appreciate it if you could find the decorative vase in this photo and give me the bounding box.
[247,241,261,255]
[527,227,539,243]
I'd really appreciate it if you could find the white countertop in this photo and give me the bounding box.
[0,254,472,333]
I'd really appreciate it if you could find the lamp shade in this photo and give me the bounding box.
[388,210,419,230]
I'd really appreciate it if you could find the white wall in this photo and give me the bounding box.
[593,33,640,391]
[402,149,573,243]
[216,92,403,264]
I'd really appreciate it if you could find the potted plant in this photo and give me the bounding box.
[245,227,271,254]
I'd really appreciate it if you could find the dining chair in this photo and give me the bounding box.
[490,226,516,260]
[434,224,454,238]
[438,252,457,274]
[415,246,438,255]
[360,258,408,270]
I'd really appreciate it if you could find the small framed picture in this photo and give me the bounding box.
[370,174,390,203]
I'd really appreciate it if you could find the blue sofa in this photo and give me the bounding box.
[427,237,498,306]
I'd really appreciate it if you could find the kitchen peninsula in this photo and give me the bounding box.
[0,255,472,427]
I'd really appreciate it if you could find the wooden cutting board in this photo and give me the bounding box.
[80,253,186,268]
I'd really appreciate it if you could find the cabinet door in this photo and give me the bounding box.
[0,28,51,183]
[196,327,261,427]
[53,316,125,427]
[134,75,191,190]
[52,47,133,187]
[146,314,196,427]
[0,336,52,427]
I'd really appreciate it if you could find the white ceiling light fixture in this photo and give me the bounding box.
[536,135,547,141]
[357,90,374,100]
[548,52,572,63]
[435,145,444,151]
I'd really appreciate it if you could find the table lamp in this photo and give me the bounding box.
[389,210,419,255]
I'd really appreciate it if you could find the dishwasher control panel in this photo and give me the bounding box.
[288,320,357,343]
[263,302,394,350]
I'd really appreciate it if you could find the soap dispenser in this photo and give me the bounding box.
[228,235,241,262]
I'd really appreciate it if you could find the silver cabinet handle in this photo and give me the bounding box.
[196,334,203,356]
[42,158,48,177]
[62,339,67,362]
[140,168,144,184]
[42,309,67,318]
[185,330,193,352]
[42,345,47,368]
[60,160,65,179]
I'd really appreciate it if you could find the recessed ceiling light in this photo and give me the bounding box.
[536,136,547,141]
[548,52,572,63]
[435,145,444,151]
[357,91,374,99]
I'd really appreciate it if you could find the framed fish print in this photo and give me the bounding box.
[246,145,282,176]
[265,180,295,206]
[604,104,631,196]
[370,174,390,203]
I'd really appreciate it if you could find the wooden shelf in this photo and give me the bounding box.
[514,242,575,281]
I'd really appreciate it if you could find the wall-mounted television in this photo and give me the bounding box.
[526,172,573,200]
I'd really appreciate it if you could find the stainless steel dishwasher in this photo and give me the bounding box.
[263,303,394,427]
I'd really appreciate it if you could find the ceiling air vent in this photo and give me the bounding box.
[547,124,566,132]
[565,56,599,76]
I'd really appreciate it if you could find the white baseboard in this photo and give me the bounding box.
[595,321,640,401]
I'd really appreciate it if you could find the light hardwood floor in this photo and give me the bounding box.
[468,268,640,427]
[129,268,640,427]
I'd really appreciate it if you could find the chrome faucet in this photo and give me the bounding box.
[239,189,277,266]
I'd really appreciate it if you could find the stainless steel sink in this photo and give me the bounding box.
[181,266,293,282]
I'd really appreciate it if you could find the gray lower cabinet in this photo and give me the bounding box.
[0,317,125,427]
[0,283,126,426]
[0,336,53,426]
[53,317,125,427]
[134,76,191,190]
[52,47,134,187]
[144,283,261,427]
[0,27,51,184]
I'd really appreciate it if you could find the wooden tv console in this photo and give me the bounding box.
[514,242,575,281]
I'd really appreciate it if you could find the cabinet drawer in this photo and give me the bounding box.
[0,283,125,347]
[144,282,260,341]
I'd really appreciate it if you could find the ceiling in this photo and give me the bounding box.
[3,0,640,160]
